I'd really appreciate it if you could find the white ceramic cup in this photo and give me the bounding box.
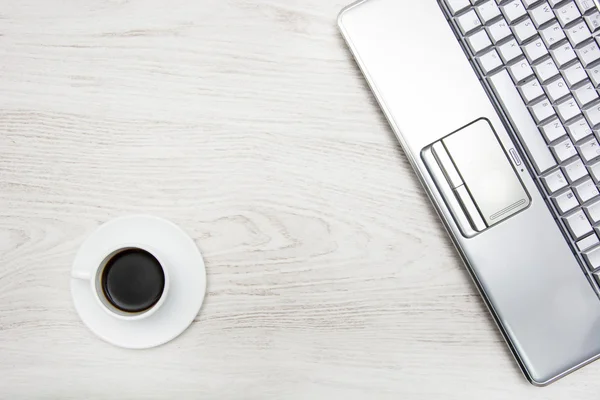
[74,243,170,321]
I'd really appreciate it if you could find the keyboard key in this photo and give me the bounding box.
[589,159,600,181]
[584,199,600,223]
[588,64,600,87]
[551,136,578,161]
[556,2,582,27]
[562,62,587,87]
[530,2,555,27]
[584,11,600,32]
[519,78,545,102]
[553,188,580,213]
[531,97,557,122]
[563,208,593,239]
[574,177,599,201]
[523,38,549,63]
[540,21,566,48]
[456,10,483,35]
[498,38,524,62]
[583,103,600,127]
[541,118,568,142]
[555,96,581,122]
[501,0,527,23]
[550,42,577,67]
[584,244,600,270]
[548,0,564,5]
[562,156,589,181]
[477,1,502,23]
[477,49,503,73]
[514,18,538,43]
[576,40,600,67]
[577,135,600,161]
[566,117,593,141]
[574,0,596,13]
[488,70,557,173]
[533,58,560,82]
[446,0,471,14]
[566,21,592,47]
[542,168,568,192]
[509,59,535,82]
[577,232,599,251]
[573,81,599,107]
[544,77,569,102]
[466,29,493,53]
[487,18,512,43]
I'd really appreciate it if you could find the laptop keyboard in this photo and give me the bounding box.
[439,0,600,285]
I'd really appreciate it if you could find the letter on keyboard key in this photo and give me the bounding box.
[519,78,544,103]
[562,62,587,87]
[514,18,538,44]
[583,103,600,127]
[540,22,566,48]
[544,77,569,103]
[566,117,592,142]
[555,96,581,123]
[576,135,600,162]
[550,42,577,68]
[476,1,501,23]
[488,70,557,174]
[584,198,600,224]
[583,245,600,270]
[487,18,512,44]
[541,118,567,142]
[533,59,559,83]
[523,38,549,63]
[501,0,527,24]
[551,136,578,162]
[573,82,599,107]
[531,97,556,123]
[498,39,523,63]
[510,60,535,83]
[530,3,555,28]
[563,209,593,240]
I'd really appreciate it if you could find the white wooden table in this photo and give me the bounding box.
[1,1,599,398]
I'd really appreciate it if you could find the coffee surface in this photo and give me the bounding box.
[102,249,165,313]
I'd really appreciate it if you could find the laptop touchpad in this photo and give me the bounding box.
[422,119,530,237]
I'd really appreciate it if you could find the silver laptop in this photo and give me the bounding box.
[339,0,600,386]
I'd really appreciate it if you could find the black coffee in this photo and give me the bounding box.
[101,249,165,313]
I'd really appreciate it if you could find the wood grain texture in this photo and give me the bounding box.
[1,0,599,398]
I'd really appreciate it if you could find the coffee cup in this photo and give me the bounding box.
[73,243,170,321]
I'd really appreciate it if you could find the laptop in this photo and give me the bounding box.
[339,0,600,386]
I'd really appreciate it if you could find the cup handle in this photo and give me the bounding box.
[72,271,92,281]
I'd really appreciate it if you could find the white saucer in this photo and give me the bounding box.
[71,215,206,349]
